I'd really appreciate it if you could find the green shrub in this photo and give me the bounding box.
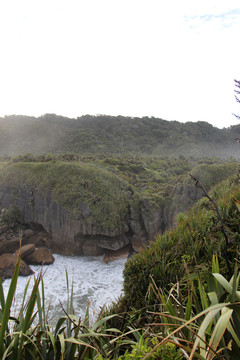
[119,176,240,315]
[1,205,21,226]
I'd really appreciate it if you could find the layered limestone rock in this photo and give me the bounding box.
[0,178,204,257]
[0,187,135,255]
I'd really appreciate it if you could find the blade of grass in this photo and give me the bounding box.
[0,254,20,357]
[206,308,233,359]
[58,332,65,360]
[213,274,233,295]
[0,276,6,310]
[16,274,41,360]
[92,314,117,332]
[189,308,224,360]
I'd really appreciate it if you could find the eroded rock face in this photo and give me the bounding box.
[97,233,130,251]
[0,253,34,280]
[130,233,149,253]
[82,240,104,256]
[0,185,176,257]
[23,229,34,238]
[0,187,140,256]
[0,187,137,255]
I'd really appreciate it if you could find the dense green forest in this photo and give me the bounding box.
[0,114,240,158]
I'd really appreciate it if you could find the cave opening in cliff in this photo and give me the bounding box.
[27,221,46,232]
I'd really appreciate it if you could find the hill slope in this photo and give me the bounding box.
[1,114,240,158]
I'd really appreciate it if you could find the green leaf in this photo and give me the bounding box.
[208,291,219,306]
[212,254,219,274]
[226,315,240,347]
[58,332,65,358]
[92,314,117,332]
[18,278,31,327]
[65,337,96,350]
[198,274,209,310]
[230,262,240,303]
[0,276,5,310]
[185,291,192,321]
[0,254,20,357]
[16,275,42,360]
[213,274,232,294]
[54,317,67,337]
[207,308,233,358]
[46,330,57,356]
[189,308,221,359]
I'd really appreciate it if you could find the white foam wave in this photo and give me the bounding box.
[3,254,126,325]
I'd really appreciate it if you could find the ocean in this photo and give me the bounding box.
[3,254,126,326]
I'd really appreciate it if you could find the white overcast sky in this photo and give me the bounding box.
[0,0,239,128]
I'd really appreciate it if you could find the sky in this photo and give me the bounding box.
[0,0,239,129]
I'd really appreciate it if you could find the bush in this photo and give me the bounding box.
[1,205,21,226]
[116,176,240,318]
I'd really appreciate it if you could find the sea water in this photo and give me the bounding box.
[3,254,126,325]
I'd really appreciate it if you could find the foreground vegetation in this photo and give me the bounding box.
[122,175,240,310]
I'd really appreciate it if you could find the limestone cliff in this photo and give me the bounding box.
[0,161,235,256]
[0,184,199,256]
[0,186,133,255]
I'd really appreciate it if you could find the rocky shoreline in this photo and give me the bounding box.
[0,217,136,281]
[0,223,55,281]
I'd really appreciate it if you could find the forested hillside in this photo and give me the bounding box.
[0,114,240,158]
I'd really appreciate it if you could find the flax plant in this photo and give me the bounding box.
[140,255,240,360]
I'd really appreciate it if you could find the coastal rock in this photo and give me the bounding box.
[22,231,52,248]
[82,240,104,256]
[141,205,165,237]
[103,244,132,263]
[15,244,35,259]
[0,253,34,280]
[25,247,55,265]
[130,233,149,252]
[98,234,130,251]
[23,229,34,238]
[0,237,20,255]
